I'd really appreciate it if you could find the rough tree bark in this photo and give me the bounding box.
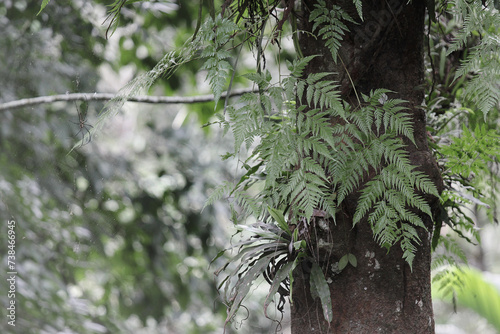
[290,1,443,333]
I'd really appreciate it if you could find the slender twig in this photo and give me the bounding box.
[0,88,257,112]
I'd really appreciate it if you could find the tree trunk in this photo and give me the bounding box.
[290,1,442,333]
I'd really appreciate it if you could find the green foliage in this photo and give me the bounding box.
[102,0,145,38]
[309,0,356,63]
[1,2,244,333]
[352,0,363,20]
[439,124,500,179]
[199,15,239,106]
[208,51,439,322]
[215,77,438,269]
[433,267,500,332]
[1,111,232,333]
[429,121,495,289]
[310,262,333,323]
[338,253,357,271]
[90,13,242,149]
[213,218,307,329]
[446,0,500,117]
[37,0,51,15]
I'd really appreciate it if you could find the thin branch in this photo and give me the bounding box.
[0,88,257,112]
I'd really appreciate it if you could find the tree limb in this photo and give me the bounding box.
[0,88,257,112]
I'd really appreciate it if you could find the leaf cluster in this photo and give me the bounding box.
[213,213,306,331]
[446,0,500,117]
[211,61,438,266]
[199,15,239,105]
[309,0,357,62]
[208,53,440,325]
[432,267,500,332]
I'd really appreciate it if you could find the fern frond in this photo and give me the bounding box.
[370,202,399,245]
[243,70,272,89]
[309,0,355,63]
[365,195,424,269]
[400,224,420,269]
[354,165,433,226]
[361,90,415,142]
[448,1,500,117]
[291,177,324,220]
[294,72,344,116]
[202,57,233,105]
[352,0,363,20]
[287,55,318,77]
[233,191,264,218]
[259,130,298,187]
[199,16,239,106]
[204,181,235,211]
[455,37,500,115]
[211,49,436,269]
[462,69,500,116]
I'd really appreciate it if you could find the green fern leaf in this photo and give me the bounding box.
[310,1,355,63]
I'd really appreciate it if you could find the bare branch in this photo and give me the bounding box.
[0,88,257,112]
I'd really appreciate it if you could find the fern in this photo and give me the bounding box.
[48,0,497,327]
[430,235,469,312]
[352,0,363,20]
[172,1,475,325]
[196,0,499,326]
[455,39,500,116]
[200,15,239,106]
[203,180,234,211]
[81,14,238,150]
[440,124,500,178]
[448,0,500,117]
[309,0,356,63]
[213,56,439,270]
[226,95,260,151]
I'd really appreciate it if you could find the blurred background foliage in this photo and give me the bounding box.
[0,1,498,334]
[0,0,256,333]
